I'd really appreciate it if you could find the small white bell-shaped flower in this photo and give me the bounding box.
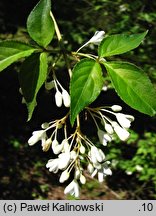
[80,174,86,184]
[58,152,71,170]
[112,122,130,141]
[55,90,63,107]
[116,113,134,129]
[62,89,71,107]
[90,146,105,164]
[80,144,86,154]
[97,129,107,146]
[104,123,114,134]
[87,163,94,174]
[77,30,105,52]
[28,130,46,146]
[59,169,70,183]
[64,180,80,198]
[89,31,105,45]
[46,159,59,173]
[42,138,52,152]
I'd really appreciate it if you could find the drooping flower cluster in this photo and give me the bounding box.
[27,31,135,198]
[28,113,112,197]
[87,105,134,145]
[28,102,134,198]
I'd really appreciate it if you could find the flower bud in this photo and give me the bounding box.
[62,139,70,152]
[87,163,94,174]
[80,144,85,154]
[62,89,70,107]
[75,168,81,179]
[41,122,50,129]
[59,170,70,183]
[55,90,63,107]
[80,174,86,184]
[97,129,107,146]
[105,123,114,134]
[53,144,64,154]
[70,150,77,160]
[111,105,122,112]
[116,113,131,128]
[89,31,105,45]
[112,122,130,141]
[42,138,52,152]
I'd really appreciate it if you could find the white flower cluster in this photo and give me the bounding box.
[28,112,112,198]
[87,105,134,145]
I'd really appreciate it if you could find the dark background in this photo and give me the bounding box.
[0,0,156,199]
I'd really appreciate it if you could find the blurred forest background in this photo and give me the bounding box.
[0,0,156,199]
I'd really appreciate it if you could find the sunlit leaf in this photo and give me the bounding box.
[103,61,156,116]
[27,0,54,47]
[70,59,103,125]
[99,31,148,57]
[0,41,37,72]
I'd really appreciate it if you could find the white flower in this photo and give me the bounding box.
[87,163,94,174]
[46,152,71,173]
[52,139,64,154]
[90,146,105,164]
[42,138,52,152]
[64,180,80,198]
[116,113,134,129]
[80,144,86,154]
[28,130,46,146]
[77,30,105,52]
[59,169,70,183]
[112,122,130,141]
[70,150,77,160]
[55,90,63,107]
[97,129,108,146]
[46,159,59,173]
[45,80,55,90]
[104,123,114,134]
[75,168,81,179]
[62,89,71,107]
[111,105,122,112]
[88,31,105,45]
[91,162,112,183]
[80,174,86,184]
[58,152,71,170]
[61,139,70,152]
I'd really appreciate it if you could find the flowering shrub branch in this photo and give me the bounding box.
[0,0,156,198]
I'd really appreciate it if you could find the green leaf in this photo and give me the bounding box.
[103,61,156,116]
[70,59,103,125]
[0,41,37,72]
[98,31,148,57]
[27,0,54,47]
[19,52,48,120]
